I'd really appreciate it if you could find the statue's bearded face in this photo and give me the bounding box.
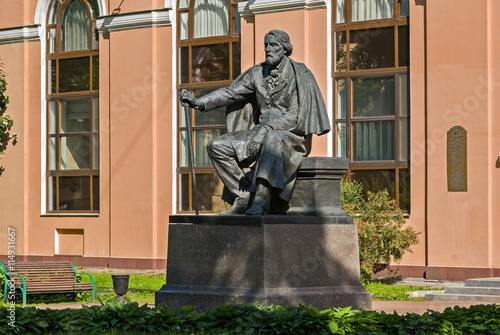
[264,34,285,67]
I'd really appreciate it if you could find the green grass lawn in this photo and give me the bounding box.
[5,271,166,306]
[4,270,443,306]
[363,281,443,301]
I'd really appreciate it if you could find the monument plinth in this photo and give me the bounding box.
[156,158,372,311]
[155,218,371,311]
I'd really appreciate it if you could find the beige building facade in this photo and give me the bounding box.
[0,0,498,280]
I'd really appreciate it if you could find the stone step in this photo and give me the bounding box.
[445,286,500,296]
[465,278,500,288]
[425,292,500,303]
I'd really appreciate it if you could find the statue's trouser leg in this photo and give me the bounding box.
[207,135,251,207]
[245,179,272,215]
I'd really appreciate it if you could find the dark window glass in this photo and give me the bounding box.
[50,60,57,94]
[60,135,91,170]
[59,57,90,93]
[49,176,57,211]
[398,26,409,67]
[232,42,241,79]
[58,176,91,210]
[194,129,226,166]
[350,169,396,200]
[193,89,226,126]
[92,56,99,90]
[195,173,224,211]
[180,47,189,84]
[335,31,347,72]
[192,43,230,82]
[400,0,409,17]
[92,175,99,210]
[399,168,410,211]
[61,100,91,133]
[353,76,395,117]
[88,0,100,18]
[353,120,394,161]
[350,27,394,70]
[180,174,190,211]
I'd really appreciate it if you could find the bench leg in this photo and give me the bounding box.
[20,287,26,306]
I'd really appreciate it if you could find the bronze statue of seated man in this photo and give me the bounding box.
[180,29,330,215]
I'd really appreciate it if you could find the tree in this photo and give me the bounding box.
[0,57,14,172]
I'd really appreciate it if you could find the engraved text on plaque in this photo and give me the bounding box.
[447,126,467,192]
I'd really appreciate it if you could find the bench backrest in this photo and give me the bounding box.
[5,262,77,286]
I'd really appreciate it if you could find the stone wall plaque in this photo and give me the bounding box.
[447,126,467,192]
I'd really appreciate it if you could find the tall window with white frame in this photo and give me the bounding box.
[177,0,241,213]
[46,0,100,213]
[333,0,410,211]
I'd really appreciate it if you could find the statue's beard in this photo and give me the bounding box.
[266,53,282,67]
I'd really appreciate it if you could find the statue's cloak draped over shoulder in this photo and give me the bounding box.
[289,59,331,136]
[225,59,331,136]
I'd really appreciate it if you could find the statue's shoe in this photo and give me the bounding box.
[219,196,249,215]
[245,202,266,215]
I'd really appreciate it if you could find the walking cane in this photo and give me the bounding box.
[182,102,199,215]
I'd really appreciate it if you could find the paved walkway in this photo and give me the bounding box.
[34,300,499,315]
[29,274,500,315]
[372,300,498,314]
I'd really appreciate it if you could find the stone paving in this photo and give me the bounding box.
[28,273,500,315]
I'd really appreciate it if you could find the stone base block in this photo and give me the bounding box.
[156,218,371,311]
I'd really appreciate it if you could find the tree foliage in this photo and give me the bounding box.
[341,180,420,280]
[0,57,14,161]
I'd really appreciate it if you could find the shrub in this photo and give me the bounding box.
[1,303,500,334]
[341,180,420,280]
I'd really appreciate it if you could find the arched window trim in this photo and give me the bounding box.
[35,0,106,26]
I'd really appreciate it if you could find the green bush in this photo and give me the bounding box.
[341,180,420,280]
[1,303,499,334]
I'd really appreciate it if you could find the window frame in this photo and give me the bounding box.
[45,0,99,214]
[176,0,240,213]
[332,0,410,211]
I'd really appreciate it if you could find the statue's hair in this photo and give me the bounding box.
[266,29,293,56]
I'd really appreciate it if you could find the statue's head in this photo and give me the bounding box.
[264,29,293,67]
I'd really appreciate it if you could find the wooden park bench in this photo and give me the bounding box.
[1,262,95,306]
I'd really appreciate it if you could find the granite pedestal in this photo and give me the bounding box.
[156,217,372,311]
[156,157,371,311]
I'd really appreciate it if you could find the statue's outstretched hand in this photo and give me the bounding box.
[180,89,205,111]
[246,124,271,158]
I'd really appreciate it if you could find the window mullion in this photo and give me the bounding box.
[347,77,352,161]
[394,73,400,164]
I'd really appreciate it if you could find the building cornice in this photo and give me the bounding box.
[97,8,172,33]
[238,0,327,17]
[0,25,40,45]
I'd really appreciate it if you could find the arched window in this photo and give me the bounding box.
[177,0,240,213]
[46,0,99,212]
